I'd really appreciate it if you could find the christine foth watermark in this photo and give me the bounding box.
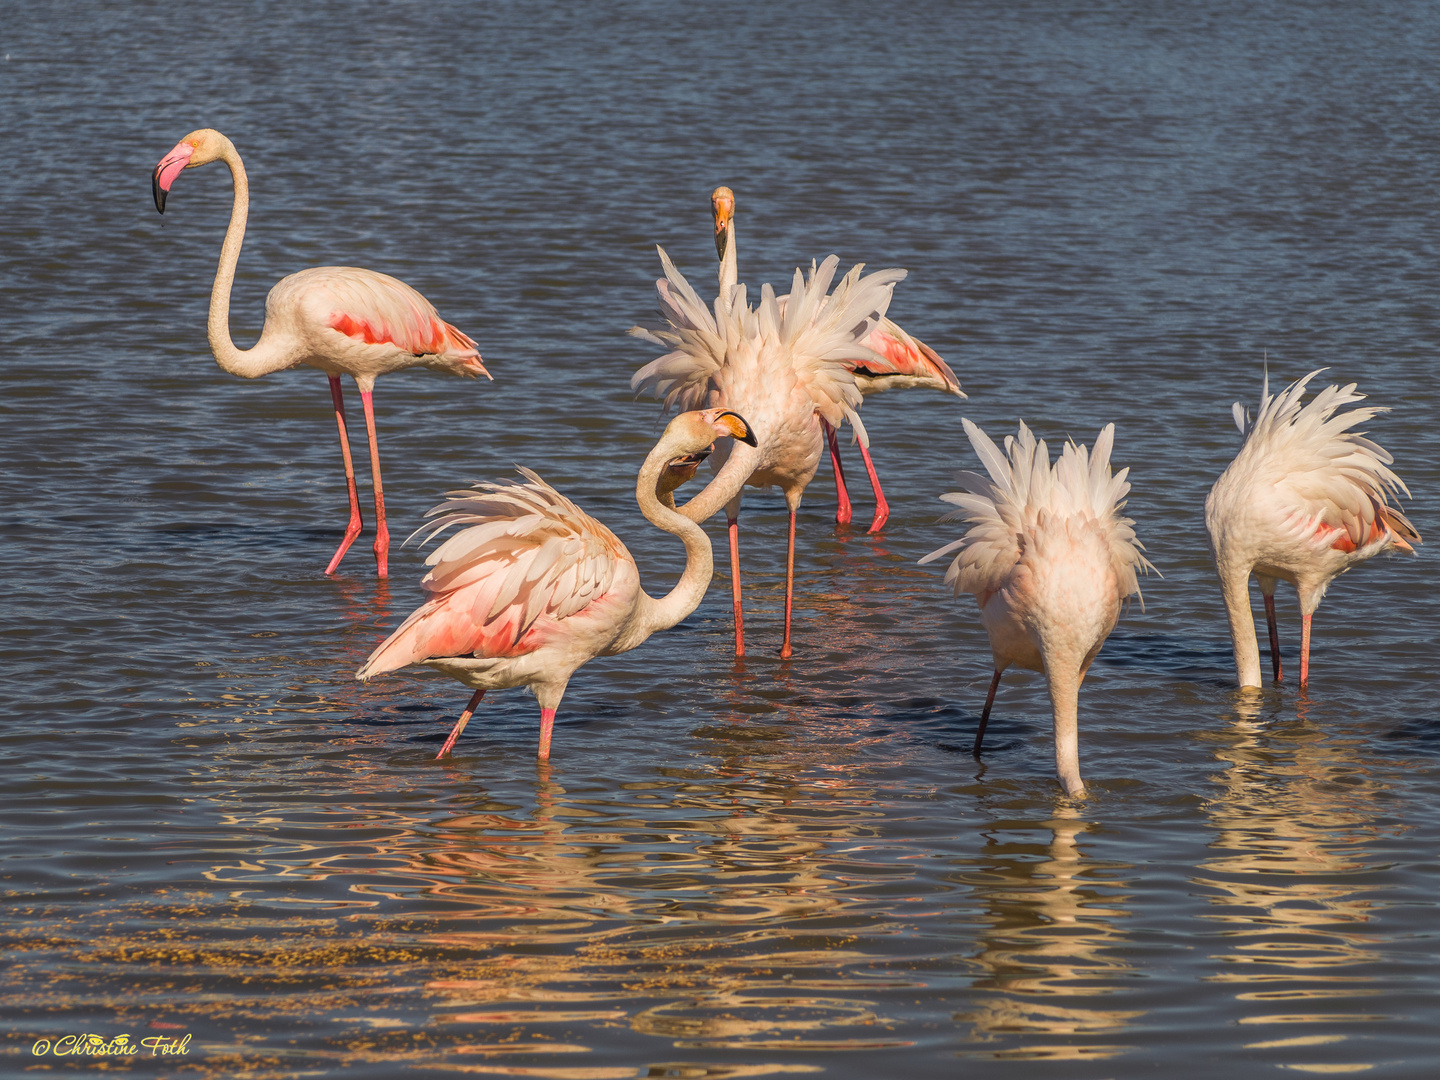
[31,1033,192,1058]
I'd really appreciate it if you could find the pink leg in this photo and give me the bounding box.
[437,689,485,759]
[728,516,746,657]
[858,442,890,534]
[780,509,796,659]
[1299,613,1311,687]
[538,708,556,760]
[1264,593,1283,682]
[359,389,390,579]
[822,419,853,525]
[324,375,365,575]
[974,670,1002,756]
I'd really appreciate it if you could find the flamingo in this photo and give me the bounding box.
[1205,370,1419,689]
[631,247,905,658]
[356,408,759,759]
[709,186,963,533]
[920,418,1153,796]
[151,128,489,579]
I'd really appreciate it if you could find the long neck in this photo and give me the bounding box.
[632,437,749,636]
[1044,660,1086,797]
[674,441,758,524]
[1219,562,1263,688]
[718,220,737,308]
[206,143,294,378]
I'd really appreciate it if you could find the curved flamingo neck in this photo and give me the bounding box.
[206,141,294,379]
[632,434,748,637]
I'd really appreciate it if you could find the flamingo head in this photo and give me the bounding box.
[152,128,232,214]
[655,408,755,497]
[711,186,735,259]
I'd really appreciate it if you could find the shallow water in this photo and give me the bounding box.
[4,2,1440,1077]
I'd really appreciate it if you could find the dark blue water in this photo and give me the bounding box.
[4,2,1440,1076]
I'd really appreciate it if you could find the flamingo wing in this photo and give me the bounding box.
[295,267,488,373]
[854,318,963,397]
[357,469,630,678]
[1236,370,1419,555]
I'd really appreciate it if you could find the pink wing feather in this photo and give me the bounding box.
[357,470,630,678]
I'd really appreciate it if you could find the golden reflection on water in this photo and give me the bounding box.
[1198,694,1407,1073]
[956,805,1141,1061]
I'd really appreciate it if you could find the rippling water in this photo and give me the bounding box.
[4,2,1440,1077]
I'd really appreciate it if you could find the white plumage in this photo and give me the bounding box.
[631,246,905,657]
[1205,369,1419,688]
[921,418,1153,796]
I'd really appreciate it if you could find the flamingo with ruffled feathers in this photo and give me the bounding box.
[357,408,758,758]
[152,128,489,578]
[921,418,1153,797]
[631,246,905,658]
[709,186,963,533]
[1205,370,1419,689]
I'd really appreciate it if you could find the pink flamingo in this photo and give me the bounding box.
[1205,370,1419,689]
[631,247,905,658]
[357,408,758,759]
[152,128,488,578]
[920,418,1153,796]
[709,186,963,533]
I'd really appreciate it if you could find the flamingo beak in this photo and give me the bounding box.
[715,410,757,446]
[712,186,735,260]
[152,142,194,214]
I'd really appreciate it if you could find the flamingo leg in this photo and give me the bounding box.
[780,509,796,659]
[857,441,890,534]
[437,689,485,759]
[1299,613,1312,687]
[822,418,853,525]
[728,515,746,657]
[1263,593,1283,682]
[538,707,556,760]
[324,375,365,575]
[359,388,390,579]
[974,670,1002,756]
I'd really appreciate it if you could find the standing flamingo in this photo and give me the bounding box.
[709,186,963,533]
[356,408,758,759]
[631,248,905,658]
[1205,370,1419,689]
[151,128,489,578]
[920,418,1153,796]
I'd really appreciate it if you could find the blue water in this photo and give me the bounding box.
[4,2,1440,1077]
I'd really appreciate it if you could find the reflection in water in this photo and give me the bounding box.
[1198,696,1403,1073]
[191,751,921,1070]
[957,806,1142,1061]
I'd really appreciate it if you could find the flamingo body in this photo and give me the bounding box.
[705,187,960,532]
[921,419,1152,796]
[632,247,904,656]
[1205,370,1419,688]
[152,129,488,578]
[357,409,758,758]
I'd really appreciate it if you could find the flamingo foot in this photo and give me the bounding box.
[437,689,485,759]
[823,419,853,526]
[325,374,366,575]
[729,516,746,657]
[974,670,1002,756]
[1264,593,1283,682]
[859,442,889,534]
[538,708,556,760]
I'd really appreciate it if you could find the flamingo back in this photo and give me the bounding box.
[1223,370,1419,555]
[920,418,1154,607]
[357,469,633,679]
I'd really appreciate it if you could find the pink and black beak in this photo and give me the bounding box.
[152,142,194,214]
[716,409,758,446]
